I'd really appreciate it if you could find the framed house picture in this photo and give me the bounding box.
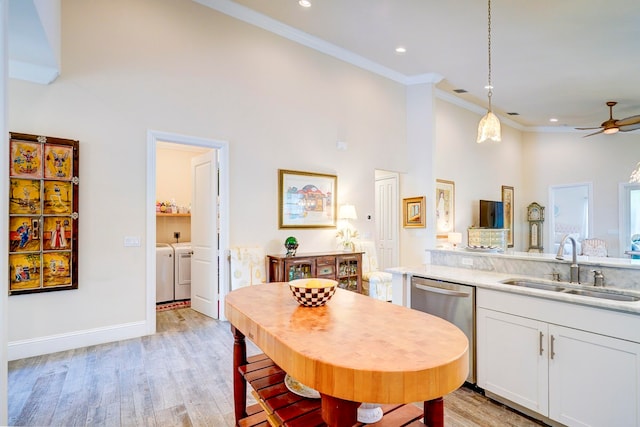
[502,185,514,247]
[435,179,455,238]
[278,169,337,229]
[403,196,426,228]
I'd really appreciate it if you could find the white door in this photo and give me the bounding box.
[190,150,218,318]
[375,172,399,269]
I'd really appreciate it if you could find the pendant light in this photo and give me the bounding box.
[631,162,640,183]
[477,0,501,143]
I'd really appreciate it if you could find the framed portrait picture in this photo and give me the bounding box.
[403,196,426,228]
[435,179,455,238]
[279,169,337,228]
[502,185,514,247]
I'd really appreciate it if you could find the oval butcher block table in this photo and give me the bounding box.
[226,283,468,427]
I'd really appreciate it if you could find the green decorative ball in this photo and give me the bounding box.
[284,236,299,256]
[285,236,298,246]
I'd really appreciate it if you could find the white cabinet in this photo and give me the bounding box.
[477,308,548,414]
[477,290,640,427]
[548,325,640,426]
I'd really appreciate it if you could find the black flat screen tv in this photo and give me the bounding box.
[479,200,504,228]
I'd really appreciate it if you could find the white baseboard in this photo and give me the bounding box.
[8,320,149,361]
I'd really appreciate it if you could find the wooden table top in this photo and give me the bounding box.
[225,283,469,404]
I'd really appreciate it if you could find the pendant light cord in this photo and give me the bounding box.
[487,0,493,111]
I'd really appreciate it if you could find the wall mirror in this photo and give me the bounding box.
[548,183,593,256]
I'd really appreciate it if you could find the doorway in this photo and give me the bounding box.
[374,170,399,269]
[146,130,229,335]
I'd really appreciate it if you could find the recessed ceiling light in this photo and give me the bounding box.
[395,46,407,54]
[549,118,558,122]
[298,0,311,7]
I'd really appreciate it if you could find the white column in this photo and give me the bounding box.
[1,0,9,423]
[401,82,438,267]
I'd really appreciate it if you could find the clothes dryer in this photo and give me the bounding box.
[156,243,174,303]
[171,242,192,300]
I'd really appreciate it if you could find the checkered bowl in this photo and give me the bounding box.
[289,278,338,307]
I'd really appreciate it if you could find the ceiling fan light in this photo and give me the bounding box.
[477,110,502,143]
[631,162,640,184]
[604,127,619,135]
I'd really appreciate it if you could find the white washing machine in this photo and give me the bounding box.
[156,243,174,303]
[171,242,192,300]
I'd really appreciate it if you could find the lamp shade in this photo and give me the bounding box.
[477,111,502,143]
[448,232,462,245]
[631,162,640,183]
[338,204,358,220]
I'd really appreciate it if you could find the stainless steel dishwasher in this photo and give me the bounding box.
[410,276,476,384]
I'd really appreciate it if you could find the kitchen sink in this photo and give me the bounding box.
[500,278,640,302]
[562,288,640,302]
[500,279,567,292]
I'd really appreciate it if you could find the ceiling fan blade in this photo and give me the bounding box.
[575,126,602,130]
[615,115,640,127]
[619,123,640,132]
[582,129,605,138]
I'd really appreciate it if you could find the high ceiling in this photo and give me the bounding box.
[201,0,640,132]
[10,0,640,133]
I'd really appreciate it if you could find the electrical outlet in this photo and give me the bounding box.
[461,258,474,266]
[173,231,181,240]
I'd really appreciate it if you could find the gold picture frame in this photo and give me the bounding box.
[403,196,426,228]
[278,169,337,229]
[436,179,455,238]
[502,185,514,247]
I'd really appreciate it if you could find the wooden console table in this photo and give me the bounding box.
[226,283,469,427]
[267,251,363,293]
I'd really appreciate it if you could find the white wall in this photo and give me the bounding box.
[522,131,640,256]
[6,0,408,351]
[434,99,525,250]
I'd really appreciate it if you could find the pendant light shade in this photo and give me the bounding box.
[631,162,640,183]
[477,111,502,143]
[477,0,501,143]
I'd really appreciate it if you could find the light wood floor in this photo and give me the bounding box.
[8,308,545,426]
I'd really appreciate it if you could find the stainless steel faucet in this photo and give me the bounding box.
[555,234,580,283]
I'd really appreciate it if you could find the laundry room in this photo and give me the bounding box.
[155,141,211,305]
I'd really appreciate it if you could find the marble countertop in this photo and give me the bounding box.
[434,249,640,270]
[388,264,640,315]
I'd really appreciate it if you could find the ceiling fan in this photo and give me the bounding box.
[576,101,640,137]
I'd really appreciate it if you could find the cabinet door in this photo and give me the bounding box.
[284,258,316,281]
[549,325,640,427]
[477,308,549,415]
[336,254,361,292]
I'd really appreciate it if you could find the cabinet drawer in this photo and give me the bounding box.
[317,264,335,276]
[316,256,334,266]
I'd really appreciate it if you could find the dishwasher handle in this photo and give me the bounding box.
[413,283,471,298]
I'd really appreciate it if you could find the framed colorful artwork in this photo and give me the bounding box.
[403,196,426,228]
[435,179,455,238]
[278,169,337,229]
[8,132,79,295]
[502,185,514,247]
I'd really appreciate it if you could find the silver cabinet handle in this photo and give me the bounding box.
[550,335,556,360]
[539,331,544,356]
[414,283,470,298]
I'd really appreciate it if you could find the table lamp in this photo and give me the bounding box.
[448,232,462,249]
[338,204,358,251]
